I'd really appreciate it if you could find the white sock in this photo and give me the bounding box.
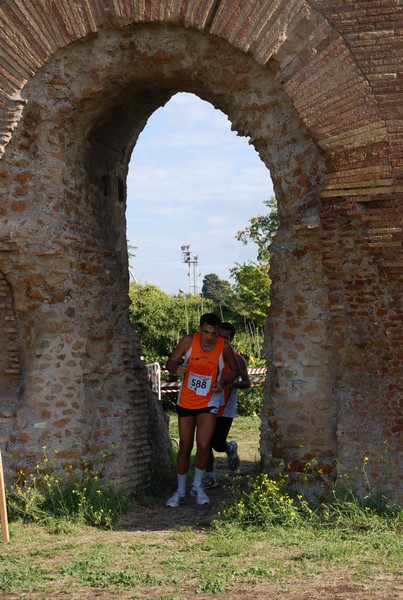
[177,473,187,495]
[192,467,205,488]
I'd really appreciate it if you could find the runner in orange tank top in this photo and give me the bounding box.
[177,331,225,410]
[165,313,239,508]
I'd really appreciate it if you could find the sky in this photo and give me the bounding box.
[126,92,273,296]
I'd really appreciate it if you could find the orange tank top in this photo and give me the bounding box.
[217,358,238,417]
[177,332,225,409]
[217,361,231,416]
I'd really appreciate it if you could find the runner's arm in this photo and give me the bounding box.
[217,342,240,390]
[166,335,192,376]
[228,354,251,390]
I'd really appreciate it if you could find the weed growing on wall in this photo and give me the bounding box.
[6,447,131,530]
[214,459,402,534]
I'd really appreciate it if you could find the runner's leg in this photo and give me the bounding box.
[194,412,217,471]
[211,417,233,453]
[177,415,196,474]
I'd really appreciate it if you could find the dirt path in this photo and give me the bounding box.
[120,484,226,531]
[120,457,257,532]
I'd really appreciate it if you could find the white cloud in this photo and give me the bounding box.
[126,92,273,294]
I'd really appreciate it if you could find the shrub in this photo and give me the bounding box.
[215,466,402,534]
[215,473,313,529]
[6,450,131,530]
[236,386,263,416]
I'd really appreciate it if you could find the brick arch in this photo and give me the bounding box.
[0,1,401,501]
[0,2,391,177]
[0,1,399,270]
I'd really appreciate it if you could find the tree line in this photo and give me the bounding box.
[128,197,278,368]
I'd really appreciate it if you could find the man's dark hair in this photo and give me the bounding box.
[220,321,236,338]
[200,313,221,328]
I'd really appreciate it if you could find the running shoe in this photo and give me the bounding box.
[166,489,186,508]
[227,440,240,471]
[190,485,210,505]
[203,475,217,489]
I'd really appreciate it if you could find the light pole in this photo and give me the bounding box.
[181,245,199,295]
[179,288,189,334]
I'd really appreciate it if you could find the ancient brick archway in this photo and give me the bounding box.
[0,1,401,501]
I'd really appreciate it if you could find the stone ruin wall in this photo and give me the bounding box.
[0,0,402,502]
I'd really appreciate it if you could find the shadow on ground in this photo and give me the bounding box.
[119,457,260,532]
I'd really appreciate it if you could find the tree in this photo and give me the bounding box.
[230,196,278,329]
[202,273,232,305]
[129,283,179,363]
[235,196,279,264]
[230,262,271,328]
[128,283,213,363]
[127,198,279,362]
[201,273,234,321]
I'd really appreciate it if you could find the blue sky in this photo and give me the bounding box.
[126,92,273,295]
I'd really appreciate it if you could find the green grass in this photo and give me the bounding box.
[167,411,261,460]
[1,414,402,599]
[1,517,401,598]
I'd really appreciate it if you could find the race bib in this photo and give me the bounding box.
[187,372,212,396]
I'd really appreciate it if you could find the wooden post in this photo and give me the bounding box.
[0,451,9,542]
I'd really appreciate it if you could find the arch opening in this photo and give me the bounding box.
[74,26,337,487]
[125,91,274,294]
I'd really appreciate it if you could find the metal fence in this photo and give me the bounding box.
[146,363,266,400]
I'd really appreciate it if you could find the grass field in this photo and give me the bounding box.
[0,414,402,600]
